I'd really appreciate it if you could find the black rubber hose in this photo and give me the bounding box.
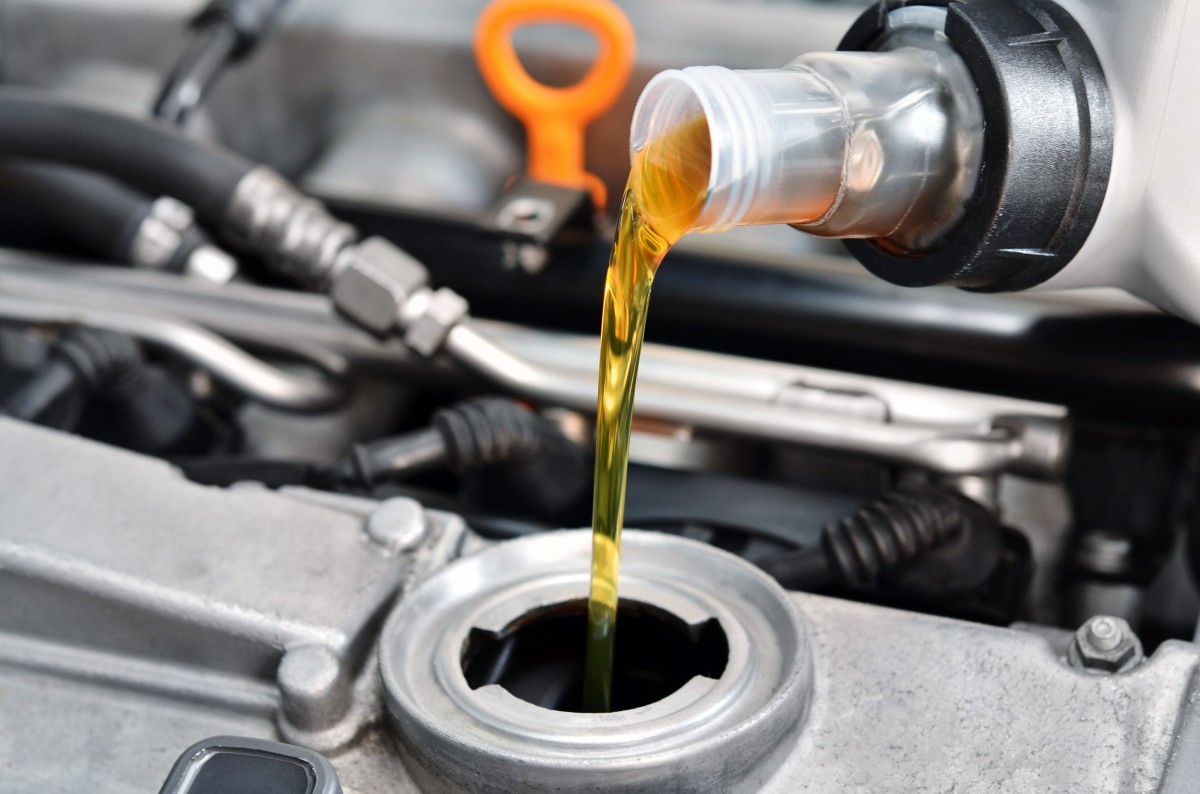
[0,162,146,259]
[2,327,144,422]
[175,457,334,489]
[0,88,251,220]
[0,161,224,273]
[757,485,995,591]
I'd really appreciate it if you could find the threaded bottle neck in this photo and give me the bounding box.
[629,27,984,252]
[631,64,848,234]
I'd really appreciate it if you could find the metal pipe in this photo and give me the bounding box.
[0,257,1066,475]
[444,323,1040,477]
[0,295,342,412]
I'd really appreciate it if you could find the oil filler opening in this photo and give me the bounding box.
[461,598,729,712]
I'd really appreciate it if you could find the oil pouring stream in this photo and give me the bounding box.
[583,116,711,712]
[583,29,986,710]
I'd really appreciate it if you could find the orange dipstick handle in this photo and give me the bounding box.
[474,0,635,209]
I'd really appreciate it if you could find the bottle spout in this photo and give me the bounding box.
[630,7,983,253]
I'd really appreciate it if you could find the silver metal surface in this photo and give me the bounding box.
[380,530,812,793]
[1076,529,1136,576]
[402,287,470,357]
[366,498,430,556]
[0,417,406,678]
[277,645,352,732]
[0,419,456,792]
[130,196,238,283]
[184,244,239,283]
[128,196,192,269]
[764,598,1199,793]
[223,167,358,290]
[0,418,1196,792]
[494,195,558,236]
[0,292,344,412]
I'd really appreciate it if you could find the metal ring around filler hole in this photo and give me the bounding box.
[378,529,814,793]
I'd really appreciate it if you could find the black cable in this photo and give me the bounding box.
[343,427,448,483]
[0,88,251,220]
[2,327,143,423]
[154,0,290,126]
[2,327,198,451]
[175,398,564,487]
[175,456,334,489]
[0,162,145,258]
[340,397,562,485]
[755,485,997,591]
[2,359,77,422]
[154,24,241,126]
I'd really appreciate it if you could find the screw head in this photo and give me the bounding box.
[1086,616,1121,651]
[1068,615,1143,674]
[366,497,429,554]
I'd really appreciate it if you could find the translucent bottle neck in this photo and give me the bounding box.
[629,18,983,253]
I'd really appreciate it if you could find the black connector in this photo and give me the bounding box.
[154,0,290,125]
[344,397,566,483]
[757,484,1014,598]
[3,327,143,423]
[2,327,197,452]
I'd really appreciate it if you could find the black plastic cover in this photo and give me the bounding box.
[158,736,342,794]
[839,0,1114,292]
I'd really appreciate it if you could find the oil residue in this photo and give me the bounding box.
[583,115,712,712]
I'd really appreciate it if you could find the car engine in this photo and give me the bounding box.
[3,0,1200,791]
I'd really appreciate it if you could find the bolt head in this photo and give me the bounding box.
[404,287,468,356]
[330,237,428,335]
[366,497,429,554]
[1068,615,1143,674]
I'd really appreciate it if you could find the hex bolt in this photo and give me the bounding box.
[1086,616,1122,651]
[365,497,429,554]
[277,645,350,731]
[1067,615,1144,674]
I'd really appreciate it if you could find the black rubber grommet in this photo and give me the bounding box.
[837,0,1113,292]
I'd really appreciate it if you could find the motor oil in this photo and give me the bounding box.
[583,114,711,712]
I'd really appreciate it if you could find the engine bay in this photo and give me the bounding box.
[3,0,1200,791]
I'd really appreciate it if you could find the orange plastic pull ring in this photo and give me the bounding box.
[474,0,635,209]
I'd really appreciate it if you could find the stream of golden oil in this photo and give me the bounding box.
[583,115,712,712]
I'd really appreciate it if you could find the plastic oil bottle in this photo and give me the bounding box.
[583,10,986,712]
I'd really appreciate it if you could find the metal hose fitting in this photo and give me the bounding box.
[223,166,357,290]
